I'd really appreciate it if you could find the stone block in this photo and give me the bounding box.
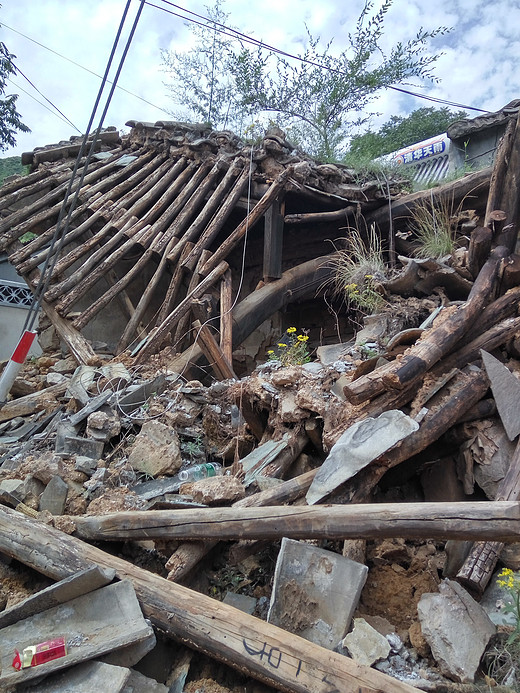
[127,421,181,478]
[342,617,391,666]
[417,578,496,683]
[58,434,105,461]
[267,537,368,650]
[223,591,257,615]
[39,475,69,515]
[16,660,130,692]
[180,475,245,505]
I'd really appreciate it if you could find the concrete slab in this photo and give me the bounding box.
[102,629,156,668]
[0,566,115,629]
[306,410,419,504]
[267,537,368,650]
[481,350,520,440]
[0,580,154,688]
[223,591,257,615]
[16,660,130,692]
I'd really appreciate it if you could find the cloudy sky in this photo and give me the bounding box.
[1,0,520,157]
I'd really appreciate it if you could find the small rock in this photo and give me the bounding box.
[180,475,246,505]
[128,420,182,477]
[86,410,121,441]
[342,618,391,666]
[39,475,69,515]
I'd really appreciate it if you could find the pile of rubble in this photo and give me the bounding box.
[2,106,520,692]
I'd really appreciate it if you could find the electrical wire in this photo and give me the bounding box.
[7,59,81,133]
[0,20,172,118]
[146,0,491,114]
[22,0,144,333]
[6,76,80,130]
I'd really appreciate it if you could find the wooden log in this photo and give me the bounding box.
[0,380,68,422]
[161,160,244,260]
[73,229,156,330]
[54,223,152,316]
[173,249,213,348]
[345,246,509,404]
[167,255,334,375]
[166,469,317,582]
[364,167,492,237]
[41,300,97,365]
[339,367,489,504]
[220,269,233,366]
[135,261,229,362]
[263,199,285,281]
[284,207,355,225]
[72,502,520,543]
[0,505,416,693]
[467,226,492,279]
[191,319,236,380]
[154,241,194,327]
[202,167,292,276]
[485,116,517,224]
[463,285,520,343]
[179,164,254,272]
[488,209,508,237]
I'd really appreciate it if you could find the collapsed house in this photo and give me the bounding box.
[1,103,520,692]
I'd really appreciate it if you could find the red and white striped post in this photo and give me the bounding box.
[0,330,37,402]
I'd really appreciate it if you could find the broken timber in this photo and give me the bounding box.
[0,505,416,693]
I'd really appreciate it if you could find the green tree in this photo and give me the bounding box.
[0,31,30,151]
[162,0,449,160]
[161,0,247,132]
[348,106,468,160]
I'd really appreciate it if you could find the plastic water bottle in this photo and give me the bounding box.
[178,462,222,483]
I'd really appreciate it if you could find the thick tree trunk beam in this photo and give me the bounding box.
[0,505,416,693]
[71,501,520,543]
[467,226,493,279]
[485,117,517,224]
[167,256,333,375]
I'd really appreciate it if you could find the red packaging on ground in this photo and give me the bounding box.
[12,637,67,670]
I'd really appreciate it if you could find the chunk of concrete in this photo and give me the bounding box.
[0,580,154,688]
[0,566,115,629]
[127,421,181,478]
[306,410,419,505]
[342,617,391,666]
[481,350,520,440]
[417,578,496,683]
[267,537,368,650]
[16,660,130,693]
[39,475,69,515]
[58,434,105,461]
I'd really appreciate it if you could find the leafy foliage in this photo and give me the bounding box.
[0,31,30,152]
[162,0,450,160]
[348,107,467,160]
[0,155,27,184]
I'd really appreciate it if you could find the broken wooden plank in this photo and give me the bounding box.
[263,199,284,281]
[71,501,520,543]
[0,380,68,422]
[220,268,233,367]
[192,319,236,381]
[0,504,426,693]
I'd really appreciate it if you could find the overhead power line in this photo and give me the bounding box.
[6,76,80,130]
[0,21,172,118]
[147,0,491,115]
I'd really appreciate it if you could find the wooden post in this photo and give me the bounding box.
[263,199,285,282]
[220,269,233,366]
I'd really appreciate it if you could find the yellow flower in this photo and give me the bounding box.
[278,343,287,348]
[297,334,309,342]
[365,274,373,279]
[267,350,274,354]
[286,327,297,334]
